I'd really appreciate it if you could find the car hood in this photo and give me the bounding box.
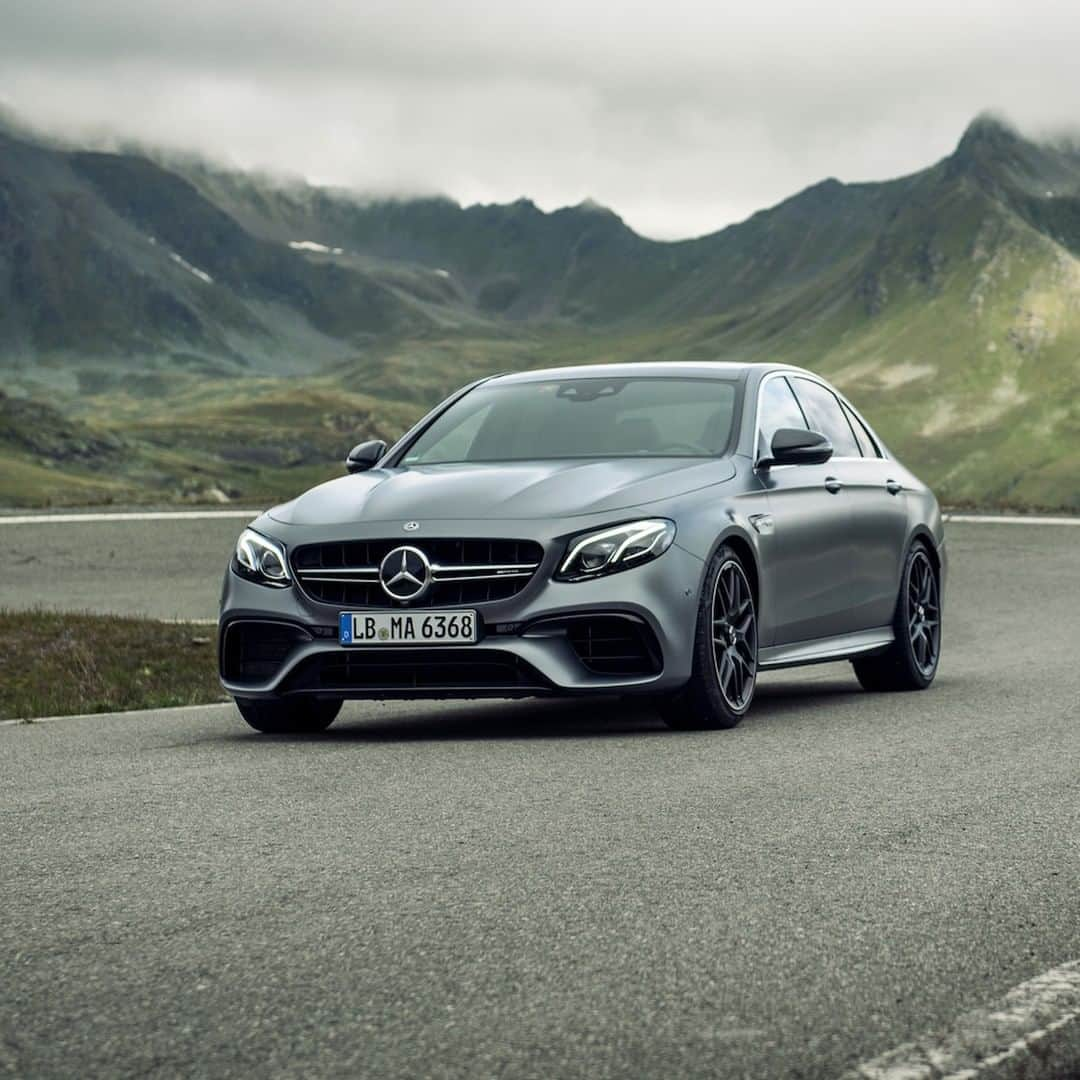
[267,458,736,526]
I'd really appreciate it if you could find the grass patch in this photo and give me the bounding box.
[0,610,227,721]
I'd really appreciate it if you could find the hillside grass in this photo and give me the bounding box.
[0,451,135,507]
[4,115,1079,513]
[0,610,227,720]
[5,216,1080,517]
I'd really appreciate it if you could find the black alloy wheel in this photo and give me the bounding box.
[906,548,941,676]
[712,558,759,711]
[853,541,942,692]
[660,545,758,729]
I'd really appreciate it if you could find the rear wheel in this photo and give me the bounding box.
[660,545,758,730]
[852,542,941,691]
[235,697,342,734]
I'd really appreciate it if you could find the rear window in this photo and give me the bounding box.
[841,401,883,458]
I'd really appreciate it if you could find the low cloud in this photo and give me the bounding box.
[3,0,1079,238]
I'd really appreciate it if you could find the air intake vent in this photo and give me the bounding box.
[282,648,550,695]
[530,615,661,677]
[221,620,311,683]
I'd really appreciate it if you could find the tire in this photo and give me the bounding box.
[660,545,758,730]
[235,697,342,734]
[852,541,941,692]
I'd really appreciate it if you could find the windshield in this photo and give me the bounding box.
[402,377,738,464]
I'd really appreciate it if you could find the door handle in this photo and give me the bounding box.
[824,477,843,494]
[886,479,902,495]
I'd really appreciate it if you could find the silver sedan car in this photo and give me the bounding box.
[219,362,945,733]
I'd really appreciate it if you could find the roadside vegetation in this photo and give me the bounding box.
[0,610,226,721]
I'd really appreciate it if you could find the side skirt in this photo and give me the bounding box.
[758,626,894,671]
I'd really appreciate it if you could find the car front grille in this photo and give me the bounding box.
[282,648,550,695]
[291,538,545,608]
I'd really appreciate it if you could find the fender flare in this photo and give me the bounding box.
[696,525,763,612]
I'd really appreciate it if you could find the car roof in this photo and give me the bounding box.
[487,361,815,385]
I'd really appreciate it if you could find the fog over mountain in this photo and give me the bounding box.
[3,0,1080,238]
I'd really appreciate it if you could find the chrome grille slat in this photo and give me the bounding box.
[297,568,536,585]
[430,567,537,582]
[298,568,380,580]
[430,563,539,574]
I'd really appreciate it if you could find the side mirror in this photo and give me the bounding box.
[760,428,833,468]
[345,439,387,474]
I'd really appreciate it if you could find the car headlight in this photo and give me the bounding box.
[556,519,676,581]
[233,528,291,587]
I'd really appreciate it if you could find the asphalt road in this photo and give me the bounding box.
[2,521,1079,1078]
[0,514,253,620]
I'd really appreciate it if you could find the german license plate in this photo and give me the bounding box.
[338,610,478,646]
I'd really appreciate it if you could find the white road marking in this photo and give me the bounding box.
[0,701,236,727]
[845,960,1080,1079]
[0,510,263,525]
[943,513,1080,526]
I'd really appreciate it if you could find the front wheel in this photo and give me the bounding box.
[235,697,342,734]
[660,545,758,730]
[852,542,941,691]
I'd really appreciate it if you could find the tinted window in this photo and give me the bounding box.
[757,376,808,458]
[841,401,882,458]
[791,378,861,458]
[403,377,738,463]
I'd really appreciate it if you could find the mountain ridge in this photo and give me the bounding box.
[1,112,1078,510]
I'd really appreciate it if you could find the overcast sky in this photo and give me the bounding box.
[2,0,1078,238]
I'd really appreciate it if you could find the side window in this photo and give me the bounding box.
[791,378,862,458]
[841,401,882,458]
[757,376,808,458]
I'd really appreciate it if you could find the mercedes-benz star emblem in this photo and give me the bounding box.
[379,545,431,602]
[403,521,420,532]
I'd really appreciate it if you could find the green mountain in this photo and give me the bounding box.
[1,113,1078,509]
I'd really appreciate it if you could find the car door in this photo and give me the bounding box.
[836,396,911,629]
[789,376,908,632]
[755,374,859,646]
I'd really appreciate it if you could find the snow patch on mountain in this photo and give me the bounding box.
[289,240,345,255]
[169,251,213,285]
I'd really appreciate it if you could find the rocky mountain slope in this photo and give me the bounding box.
[1,114,1078,508]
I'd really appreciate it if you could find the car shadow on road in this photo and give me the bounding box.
[303,696,669,742]
[221,673,868,744]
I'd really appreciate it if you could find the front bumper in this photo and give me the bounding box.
[218,541,703,700]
